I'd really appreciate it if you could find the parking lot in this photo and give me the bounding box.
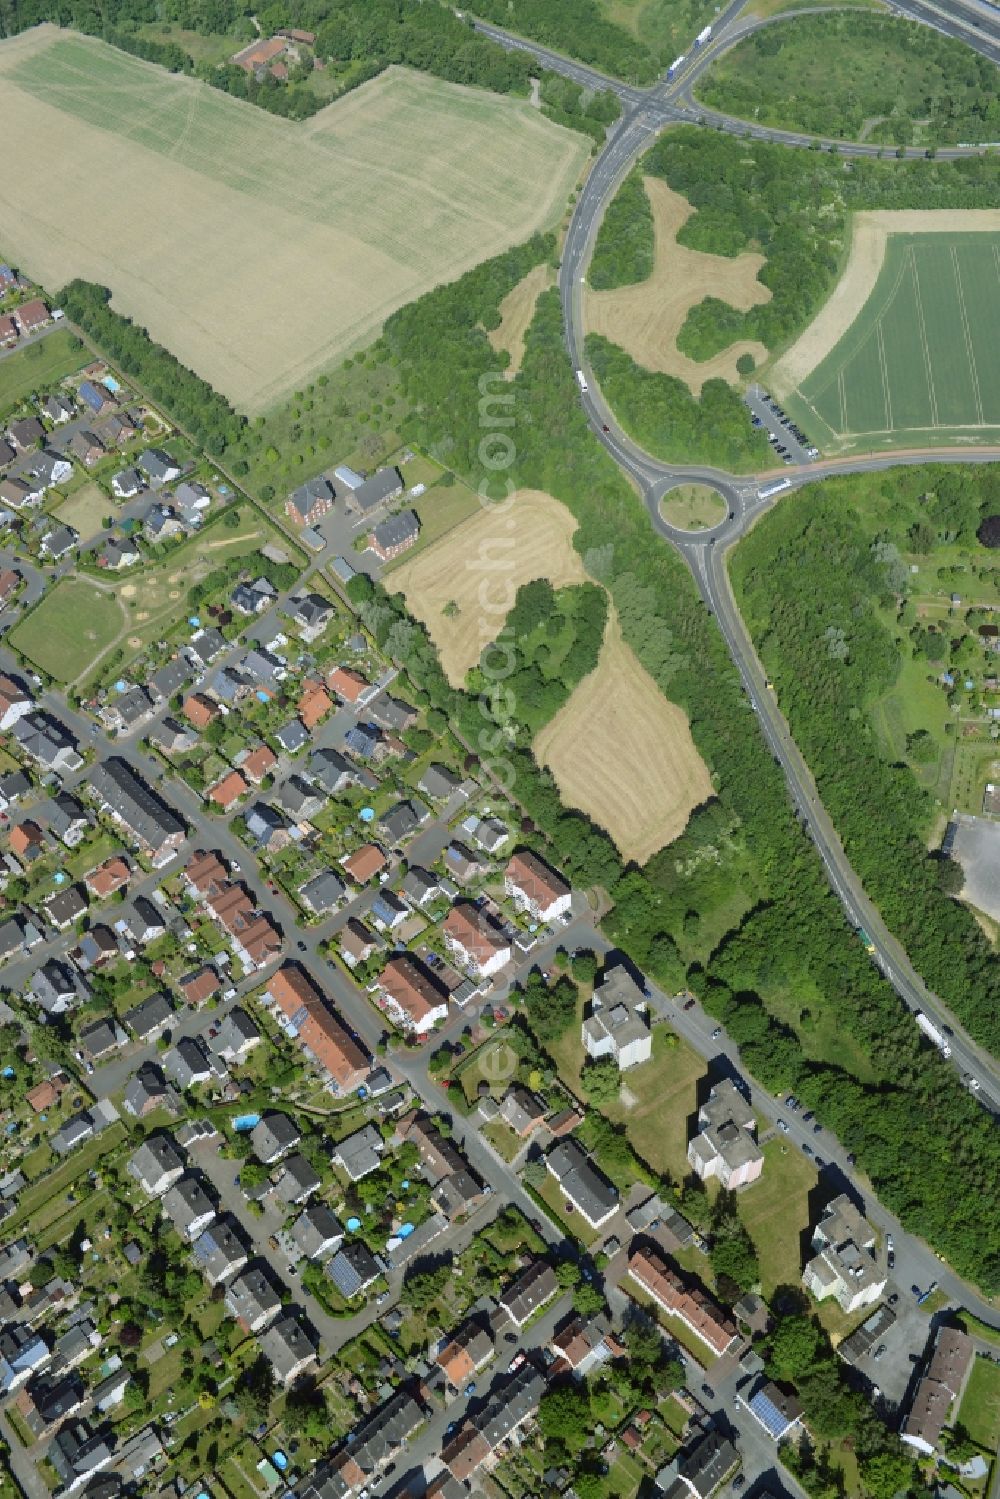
[745,385,819,466]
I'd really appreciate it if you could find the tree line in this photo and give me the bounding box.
[586,332,769,470]
[56,280,245,453]
[467,578,608,733]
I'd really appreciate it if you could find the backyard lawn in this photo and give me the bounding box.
[0,328,88,409]
[384,476,481,570]
[545,1016,707,1183]
[737,1138,817,1296]
[52,481,113,540]
[958,1356,1000,1450]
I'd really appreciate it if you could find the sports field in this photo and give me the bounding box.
[0,30,586,413]
[780,225,1000,453]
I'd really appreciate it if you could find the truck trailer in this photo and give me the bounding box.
[915,1011,952,1058]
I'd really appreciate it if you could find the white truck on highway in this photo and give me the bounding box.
[575,369,589,393]
[694,24,712,45]
[667,53,687,77]
[915,1011,952,1058]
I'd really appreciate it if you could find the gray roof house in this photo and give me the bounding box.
[162,1175,217,1240]
[399,865,440,909]
[418,763,461,800]
[12,711,82,773]
[123,991,174,1042]
[291,592,335,641]
[45,793,89,847]
[273,1153,322,1205]
[498,1259,559,1328]
[192,1215,250,1285]
[211,1006,261,1064]
[298,870,346,916]
[546,1138,619,1229]
[122,1064,167,1119]
[275,719,309,755]
[111,468,143,500]
[88,758,185,864]
[47,1419,115,1491]
[379,799,426,845]
[128,1136,186,1197]
[41,884,87,932]
[331,1124,385,1181]
[29,959,82,1016]
[251,1112,301,1164]
[309,747,355,794]
[290,1203,344,1260]
[138,448,181,483]
[369,510,419,560]
[258,1312,317,1384]
[277,774,324,822]
[163,1036,218,1090]
[345,466,403,516]
[225,1266,282,1332]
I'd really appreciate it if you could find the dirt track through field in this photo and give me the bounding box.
[0,31,586,412]
[534,608,713,863]
[488,263,555,377]
[771,208,1000,396]
[585,177,770,393]
[392,489,586,686]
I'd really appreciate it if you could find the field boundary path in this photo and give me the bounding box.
[474,0,1000,1110]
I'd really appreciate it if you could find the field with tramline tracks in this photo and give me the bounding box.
[0,29,586,412]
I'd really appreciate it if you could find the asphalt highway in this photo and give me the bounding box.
[474,2,1000,1107]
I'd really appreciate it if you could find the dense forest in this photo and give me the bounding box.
[0,0,615,130]
[731,468,1000,1058]
[587,169,655,290]
[585,334,769,469]
[368,241,1000,1291]
[697,12,1000,146]
[57,280,245,453]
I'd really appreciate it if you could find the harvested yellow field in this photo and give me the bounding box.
[585,177,770,393]
[534,609,712,863]
[392,489,586,686]
[0,30,587,412]
[488,263,555,377]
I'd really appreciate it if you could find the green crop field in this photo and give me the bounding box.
[786,233,1000,455]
